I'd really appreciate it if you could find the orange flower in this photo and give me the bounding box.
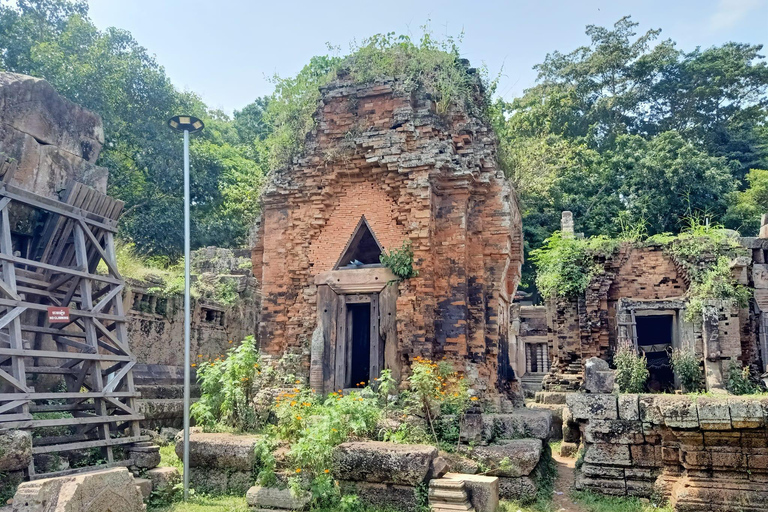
[470,396,479,401]
[290,401,297,407]
[324,469,330,474]
[295,468,302,473]
[197,354,202,358]
[296,416,302,420]
[295,380,301,384]
[191,363,196,367]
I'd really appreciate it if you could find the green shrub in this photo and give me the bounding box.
[670,348,703,392]
[726,363,764,395]
[380,241,418,280]
[190,336,260,431]
[530,232,620,298]
[613,341,649,393]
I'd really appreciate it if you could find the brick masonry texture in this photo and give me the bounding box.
[568,393,768,511]
[251,77,523,393]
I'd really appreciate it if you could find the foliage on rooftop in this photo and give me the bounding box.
[531,219,751,317]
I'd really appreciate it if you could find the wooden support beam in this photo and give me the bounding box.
[31,435,149,455]
[0,254,120,285]
[1,413,143,430]
[0,391,139,401]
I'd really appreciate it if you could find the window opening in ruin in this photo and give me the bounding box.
[202,307,225,326]
[347,302,371,387]
[334,216,384,269]
[526,343,549,373]
[636,314,675,391]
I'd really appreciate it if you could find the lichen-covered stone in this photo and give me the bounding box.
[567,393,618,421]
[583,443,632,466]
[728,398,765,429]
[657,396,699,429]
[134,478,152,500]
[560,442,579,458]
[332,441,437,486]
[187,467,251,495]
[12,467,144,512]
[697,397,731,430]
[479,410,552,442]
[146,467,180,492]
[0,430,32,473]
[439,451,479,474]
[175,432,259,471]
[127,443,161,469]
[469,439,542,477]
[497,476,536,501]
[583,357,615,394]
[245,486,310,510]
[583,419,644,445]
[338,481,419,512]
[618,394,640,421]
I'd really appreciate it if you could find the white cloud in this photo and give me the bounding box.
[709,0,766,31]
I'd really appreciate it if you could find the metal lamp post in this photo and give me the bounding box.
[167,115,204,501]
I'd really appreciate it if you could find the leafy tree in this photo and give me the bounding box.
[0,0,265,257]
[724,168,768,235]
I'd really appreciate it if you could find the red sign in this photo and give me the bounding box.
[47,306,70,323]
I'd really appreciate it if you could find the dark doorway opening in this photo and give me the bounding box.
[636,315,674,392]
[348,303,371,387]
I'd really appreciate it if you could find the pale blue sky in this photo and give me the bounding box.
[86,0,768,114]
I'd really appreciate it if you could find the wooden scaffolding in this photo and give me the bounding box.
[0,177,145,478]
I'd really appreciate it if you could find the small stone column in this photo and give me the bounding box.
[561,211,574,238]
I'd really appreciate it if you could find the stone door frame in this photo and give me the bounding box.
[310,267,398,394]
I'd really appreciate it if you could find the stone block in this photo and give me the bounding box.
[444,473,499,512]
[175,432,260,471]
[338,481,419,512]
[638,396,663,425]
[583,419,644,445]
[534,391,567,404]
[469,439,542,477]
[127,443,161,469]
[729,398,765,429]
[581,463,624,479]
[560,442,579,458]
[583,357,615,393]
[439,451,479,474]
[527,403,564,440]
[475,411,552,442]
[576,475,626,496]
[625,478,655,497]
[697,398,732,430]
[134,478,152,500]
[583,443,632,466]
[246,486,310,510]
[629,445,662,468]
[624,467,658,480]
[12,467,144,512]
[682,450,712,470]
[562,406,580,443]
[618,394,640,421]
[497,476,536,501]
[657,396,699,429]
[332,441,437,486]
[0,430,32,472]
[641,422,662,444]
[188,467,252,495]
[710,449,745,470]
[566,393,618,421]
[146,467,180,491]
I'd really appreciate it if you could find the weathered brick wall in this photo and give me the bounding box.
[567,393,768,511]
[544,246,688,390]
[252,78,523,393]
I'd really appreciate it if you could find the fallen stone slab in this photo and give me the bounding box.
[332,441,437,486]
[12,467,145,512]
[444,473,499,512]
[567,393,618,421]
[469,439,542,477]
[245,486,310,510]
[175,432,260,471]
[584,357,615,394]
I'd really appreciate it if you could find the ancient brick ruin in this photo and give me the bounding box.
[252,77,523,399]
[540,213,764,394]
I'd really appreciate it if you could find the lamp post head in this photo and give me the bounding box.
[168,115,204,133]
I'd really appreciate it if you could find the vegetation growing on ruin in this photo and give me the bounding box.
[726,363,764,395]
[380,240,419,280]
[529,232,621,298]
[532,220,752,317]
[669,348,703,393]
[614,342,649,393]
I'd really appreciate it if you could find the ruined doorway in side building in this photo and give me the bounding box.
[348,301,371,387]
[635,313,676,392]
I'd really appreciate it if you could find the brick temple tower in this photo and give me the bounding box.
[251,75,523,401]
